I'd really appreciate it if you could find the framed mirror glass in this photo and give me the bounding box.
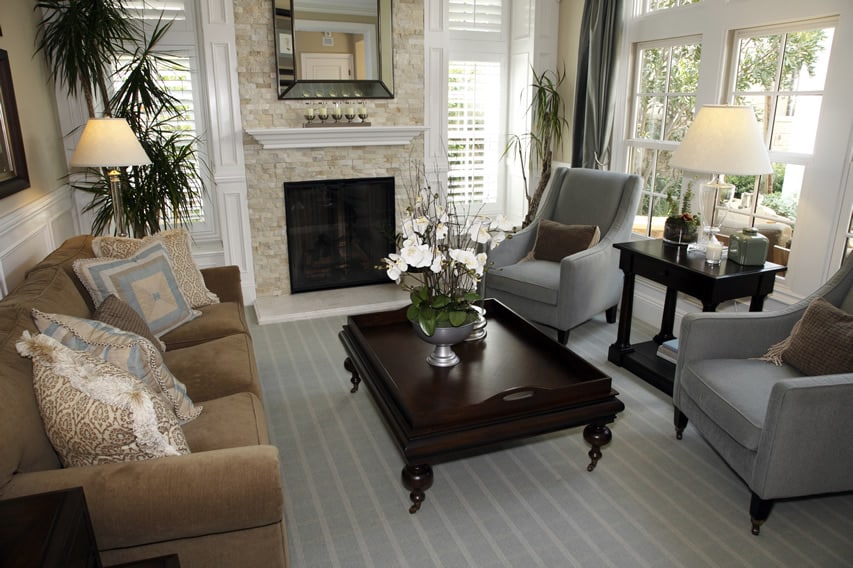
[275,0,394,99]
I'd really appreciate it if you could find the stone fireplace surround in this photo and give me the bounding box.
[234,0,426,320]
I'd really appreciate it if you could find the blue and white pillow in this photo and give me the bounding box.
[32,309,202,423]
[73,240,200,337]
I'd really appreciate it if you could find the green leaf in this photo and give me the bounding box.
[448,310,467,327]
[406,304,420,321]
[463,291,481,304]
[431,294,451,309]
[420,313,436,336]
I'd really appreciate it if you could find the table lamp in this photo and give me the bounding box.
[670,105,772,251]
[70,118,151,237]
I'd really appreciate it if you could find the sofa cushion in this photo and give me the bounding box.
[95,294,165,352]
[528,220,601,262]
[25,235,97,307]
[74,241,200,337]
[679,358,801,450]
[16,332,190,467]
[160,301,250,350]
[0,307,61,487]
[0,267,91,319]
[182,392,269,451]
[163,333,261,401]
[93,228,219,308]
[32,309,202,422]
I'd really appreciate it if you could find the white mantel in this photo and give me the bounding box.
[246,125,427,149]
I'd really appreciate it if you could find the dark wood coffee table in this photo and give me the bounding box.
[339,299,624,513]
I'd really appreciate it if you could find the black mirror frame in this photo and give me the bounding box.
[276,0,394,100]
[0,48,30,198]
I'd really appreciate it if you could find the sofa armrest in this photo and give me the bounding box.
[1,445,283,550]
[201,266,244,304]
[754,374,853,498]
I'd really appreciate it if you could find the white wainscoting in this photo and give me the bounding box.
[0,188,78,298]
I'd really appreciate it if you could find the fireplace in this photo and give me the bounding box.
[284,176,395,293]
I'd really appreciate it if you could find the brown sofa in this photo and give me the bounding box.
[0,235,287,567]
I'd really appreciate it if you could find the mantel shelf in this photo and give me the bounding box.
[246,126,427,150]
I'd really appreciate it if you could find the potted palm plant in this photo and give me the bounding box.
[36,0,205,237]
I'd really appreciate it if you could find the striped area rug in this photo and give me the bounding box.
[249,313,853,567]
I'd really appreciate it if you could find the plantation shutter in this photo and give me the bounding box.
[448,0,503,33]
[447,60,501,202]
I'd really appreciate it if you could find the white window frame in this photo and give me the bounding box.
[613,0,853,297]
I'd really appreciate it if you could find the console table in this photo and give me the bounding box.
[607,239,786,395]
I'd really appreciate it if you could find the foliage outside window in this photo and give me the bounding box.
[627,37,702,237]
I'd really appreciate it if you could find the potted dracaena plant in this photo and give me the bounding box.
[505,67,570,228]
[35,0,206,237]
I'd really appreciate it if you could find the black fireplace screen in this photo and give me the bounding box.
[284,176,395,293]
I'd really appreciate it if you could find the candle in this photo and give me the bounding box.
[705,239,723,265]
[306,107,314,119]
[318,106,328,118]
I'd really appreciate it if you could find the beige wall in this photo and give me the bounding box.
[556,0,584,164]
[235,0,424,296]
[0,0,69,217]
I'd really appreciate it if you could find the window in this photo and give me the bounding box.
[724,22,836,267]
[445,0,507,209]
[639,0,701,15]
[447,60,501,202]
[449,0,503,34]
[121,0,216,237]
[627,37,702,237]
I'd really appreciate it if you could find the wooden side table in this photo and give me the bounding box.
[607,239,786,395]
[0,487,101,568]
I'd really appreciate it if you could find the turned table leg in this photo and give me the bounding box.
[401,464,434,514]
[344,357,361,393]
[583,423,613,472]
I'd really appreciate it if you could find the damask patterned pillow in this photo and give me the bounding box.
[93,228,219,308]
[32,309,202,423]
[15,332,190,468]
[73,240,200,337]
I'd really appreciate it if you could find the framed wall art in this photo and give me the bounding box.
[0,48,29,198]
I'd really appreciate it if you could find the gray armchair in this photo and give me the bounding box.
[673,253,853,534]
[484,167,642,343]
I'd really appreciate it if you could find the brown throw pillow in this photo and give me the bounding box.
[761,297,853,376]
[95,294,166,352]
[528,220,601,262]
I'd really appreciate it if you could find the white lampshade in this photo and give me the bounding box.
[70,118,151,168]
[670,105,772,175]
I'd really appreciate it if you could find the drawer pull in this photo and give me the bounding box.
[503,390,534,402]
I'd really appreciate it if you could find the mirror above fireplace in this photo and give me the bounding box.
[275,0,394,99]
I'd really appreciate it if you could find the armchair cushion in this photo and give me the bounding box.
[527,220,600,262]
[781,298,853,376]
[487,260,560,305]
[678,358,801,450]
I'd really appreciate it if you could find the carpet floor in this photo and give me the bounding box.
[249,312,853,567]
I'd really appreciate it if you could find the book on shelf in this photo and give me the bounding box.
[656,339,679,364]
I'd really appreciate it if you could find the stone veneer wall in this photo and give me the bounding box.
[234,0,425,297]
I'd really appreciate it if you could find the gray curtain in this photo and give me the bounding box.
[571,0,622,170]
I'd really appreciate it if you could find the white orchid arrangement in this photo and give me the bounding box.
[381,166,514,335]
